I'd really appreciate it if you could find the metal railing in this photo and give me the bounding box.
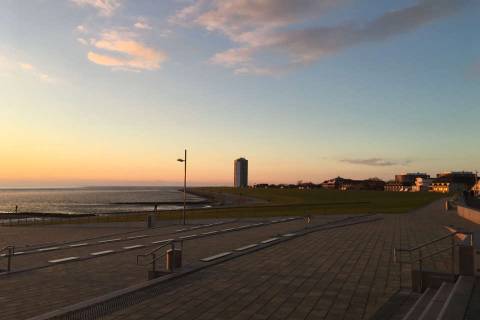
[0,246,15,273]
[0,211,163,227]
[393,231,473,289]
[137,240,183,274]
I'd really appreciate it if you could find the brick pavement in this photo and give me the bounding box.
[0,218,319,320]
[0,220,180,249]
[1,200,479,320]
[97,200,480,320]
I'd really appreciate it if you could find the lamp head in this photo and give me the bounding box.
[177,159,185,162]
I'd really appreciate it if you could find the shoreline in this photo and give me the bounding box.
[0,189,214,218]
[0,188,258,220]
[185,187,267,207]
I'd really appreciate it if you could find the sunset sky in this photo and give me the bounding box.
[1,0,479,187]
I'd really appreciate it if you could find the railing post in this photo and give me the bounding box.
[7,246,14,272]
[451,235,455,276]
[418,247,423,291]
[171,242,175,271]
[152,253,156,273]
[409,251,412,289]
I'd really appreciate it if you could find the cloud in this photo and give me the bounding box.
[76,25,87,33]
[172,0,339,33]
[18,62,55,83]
[340,158,411,167]
[77,37,89,45]
[86,30,167,71]
[134,18,152,30]
[159,29,173,38]
[174,0,472,75]
[19,63,34,70]
[210,47,253,67]
[1,50,57,82]
[71,0,121,16]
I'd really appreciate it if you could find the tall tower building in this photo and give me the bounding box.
[234,158,248,188]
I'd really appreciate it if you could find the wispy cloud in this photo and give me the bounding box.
[210,47,253,67]
[77,37,89,45]
[340,158,412,167]
[76,25,88,33]
[86,30,167,71]
[0,52,56,83]
[18,62,56,83]
[71,0,121,16]
[19,63,34,71]
[134,18,152,30]
[173,0,472,75]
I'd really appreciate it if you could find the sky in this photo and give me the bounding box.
[0,0,479,187]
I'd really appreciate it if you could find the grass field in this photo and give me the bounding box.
[15,188,446,226]
[188,187,445,217]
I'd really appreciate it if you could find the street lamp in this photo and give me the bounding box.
[177,149,187,225]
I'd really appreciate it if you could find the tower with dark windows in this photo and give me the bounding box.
[234,158,248,188]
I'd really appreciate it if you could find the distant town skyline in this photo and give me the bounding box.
[1,1,479,187]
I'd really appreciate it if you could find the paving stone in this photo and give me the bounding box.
[2,201,478,320]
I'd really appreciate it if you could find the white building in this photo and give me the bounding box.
[413,177,433,192]
[473,181,480,197]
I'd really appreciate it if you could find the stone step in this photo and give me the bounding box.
[438,276,475,320]
[369,289,421,320]
[418,282,454,320]
[402,287,437,320]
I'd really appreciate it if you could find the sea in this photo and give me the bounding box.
[0,187,206,215]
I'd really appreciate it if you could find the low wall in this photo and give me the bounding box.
[457,205,480,225]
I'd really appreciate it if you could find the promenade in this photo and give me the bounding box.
[1,200,478,320]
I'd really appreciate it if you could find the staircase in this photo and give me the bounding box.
[372,228,478,320]
[402,276,474,320]
[372,276,476,320]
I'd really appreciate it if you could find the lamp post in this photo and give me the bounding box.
[177,149,187,225]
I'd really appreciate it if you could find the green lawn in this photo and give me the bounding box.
[193,187,445,216]
[19,188,446,226]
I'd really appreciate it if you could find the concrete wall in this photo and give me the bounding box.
[457,205,480,225]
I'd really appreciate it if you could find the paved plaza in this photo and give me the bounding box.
[0,200,479,320]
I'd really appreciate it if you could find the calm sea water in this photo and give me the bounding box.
[0,187,205,215]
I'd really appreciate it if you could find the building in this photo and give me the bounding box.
[395,173,430,185]
[473,181,480,197]
[321,177,345,189]
[385,173,430,192]
[234,158,248,188]
[413,177,433,192]
[430,171,477,193]
[321,177,385,191]
[430,181,459,193]
[436,171,476,185]
[385,182,414,192]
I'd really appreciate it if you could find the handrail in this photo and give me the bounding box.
[137,252,168,267]
[0,246,13,254]
[412,245,454,264]
[393,230,474,290]
[136,240,183,273]
[395,231,473,254]
[136,241,174,266]
[0,246,15,272]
